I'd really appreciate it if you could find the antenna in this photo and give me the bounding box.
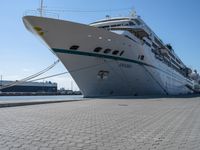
[39,0,44,17]
[106,15,110,19]
[130,8,137,17]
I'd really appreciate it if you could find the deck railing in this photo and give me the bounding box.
[23,10,60,19]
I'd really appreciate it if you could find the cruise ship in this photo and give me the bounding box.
[23,13,199,97]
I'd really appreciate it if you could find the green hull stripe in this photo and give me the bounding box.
[52,48,190,82]
[52,48,155,68]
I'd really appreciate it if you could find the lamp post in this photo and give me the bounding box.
[71,80,73,91]
[38,0,44,17]
[0,75,2,92]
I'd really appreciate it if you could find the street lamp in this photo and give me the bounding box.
[0,75,2,92]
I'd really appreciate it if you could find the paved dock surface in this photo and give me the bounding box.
[0,97,200,150]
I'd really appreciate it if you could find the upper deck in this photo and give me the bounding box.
[90,16,191,78]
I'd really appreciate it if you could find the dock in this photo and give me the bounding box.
[0,96,200,150]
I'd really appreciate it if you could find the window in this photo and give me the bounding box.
[134,19,141,25]
[140,55,144,60]
[69,45,79,50]
[143,40,151,47]
[120,51,124,56]
[111,25,117,27]
[104,49,111,54]
[94,47,102,52]
[152,43,158,49]
[112,50,119,55]
[138,55,144,60]
[129,22,135,26]
[99,26,109,29]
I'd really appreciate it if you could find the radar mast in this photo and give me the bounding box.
[39,0,44,17]
[130,9,137,17]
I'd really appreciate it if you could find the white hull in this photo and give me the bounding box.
[23,16,193,97]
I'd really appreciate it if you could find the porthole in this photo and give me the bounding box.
[112,50,119,55]
[120,51,124,56]
[94,47,102,52]
[104,49,111,54]
[140,55,144,60]
[138,55,145,60]
[69,45,79,50]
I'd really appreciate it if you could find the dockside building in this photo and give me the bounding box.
[0,80,57,93]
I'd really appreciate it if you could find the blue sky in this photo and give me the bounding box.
[0,0,200,90]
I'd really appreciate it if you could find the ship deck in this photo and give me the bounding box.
[0,96,200,150]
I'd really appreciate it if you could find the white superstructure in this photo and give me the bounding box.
[23,14,197,97]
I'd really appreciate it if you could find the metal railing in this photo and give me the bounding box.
[23,10,60,19]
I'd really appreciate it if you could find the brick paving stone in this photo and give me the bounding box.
[0,97,200,149]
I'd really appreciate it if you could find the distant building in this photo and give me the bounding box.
[0,80,57,93]
[58,88,82,95]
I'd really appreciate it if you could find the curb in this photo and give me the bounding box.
[0,100,81,108]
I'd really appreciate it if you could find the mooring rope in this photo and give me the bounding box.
[0,60,111,90]
[0,60,60,90]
